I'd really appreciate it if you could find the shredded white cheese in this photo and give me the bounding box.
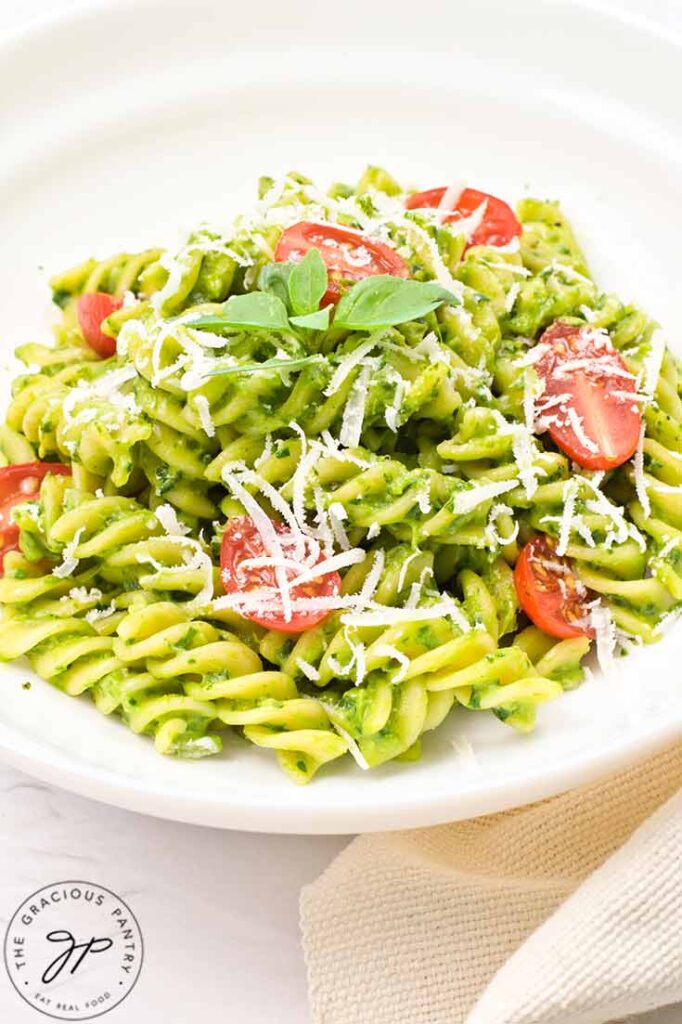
[319,702,369,770]
[556,478,579,556]
[155,504,191,537]
[484,503,519,548]
[339,361,373,448]
[194,395,216,438]
[588,601,617,675]
[565,407,598,454]
[450,735,483,775]
[324,337,382,397]
[371,643,411,683]
[452,479,517,515]
[341,600,469,630]
[65,586,102,605]
[642,328,665,397]
[357,549,386,606]
[505,282,521,313]
[511,425,540,499]
[437,181,466,212]
[290,549,366,588]
[52,527,84,579]
[327,502,351,552]
[85,601,117,624]
[296,658,321,682]
[397,551,421,593]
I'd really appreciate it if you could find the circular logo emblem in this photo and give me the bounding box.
[3,881,143,1021]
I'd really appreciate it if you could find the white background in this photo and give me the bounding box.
[0,1,680,1022]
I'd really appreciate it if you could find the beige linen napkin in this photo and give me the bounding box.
[301,742,682,1024]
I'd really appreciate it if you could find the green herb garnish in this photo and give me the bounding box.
[287,249,328,317]
[202,354,324,379]
[333,276,459,330]
[188,291,290,332]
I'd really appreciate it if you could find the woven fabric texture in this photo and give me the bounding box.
[301,743,682,1024]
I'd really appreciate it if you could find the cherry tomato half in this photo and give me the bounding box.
[77,292,123,358]
[274,221,409,305]
[533,322,641,471]
[405,186,521,248]
[220,515,342,633]
[0,462,71,576]
[514,535,594,639]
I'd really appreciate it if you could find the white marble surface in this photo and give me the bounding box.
[0,2,681,1023]
[0,768,348,1022]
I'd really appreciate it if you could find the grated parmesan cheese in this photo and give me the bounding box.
[483,261,530,278]
[194,395,216,438]
[52,528,85,579]
[556,478,578,556]
[641,328,665,397]
[437,181,466,212]
[319,702,369,770]
[155,504,191,537]
[484,503,519,548]
[450,735,483,775]
[357,549,386,606]
[221,468,294,621]
[296,658,321,682]
[397,551,421,593]
[65,586,102,605]
[328,502,351,551]
[549,260,593,285]
[341,600,469,630]
[370,643,411,683]
[85,601,117,624]
[565,407,598,454]
[511,425,540,499]
[505,281,521,313]
[290,548,366,588]
[339,361,373,448]
[324,336,382,397]
[588,601,617,674]
[452,479,517,515]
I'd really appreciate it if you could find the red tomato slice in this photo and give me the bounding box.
[220,515,342,633]
[514,535,594,639]
[77,292,123,358]
[274,221,409,305]
[0,462,71,577]
[533,322,641,471]
[405,186,521,248]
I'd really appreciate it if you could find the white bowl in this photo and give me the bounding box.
[0,0,680,832]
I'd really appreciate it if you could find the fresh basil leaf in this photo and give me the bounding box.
[202,354,323,379]
[289,306,332,331]
[333,276,459,330]
[259,263,293,309]
[186,291,290,332]
[288,248,328,316]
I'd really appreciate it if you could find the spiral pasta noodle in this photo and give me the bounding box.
[0,165,679,783]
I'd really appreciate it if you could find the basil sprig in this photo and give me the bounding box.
[184,251,458,337]
[186,248,332,335]
[333,276,459,330]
